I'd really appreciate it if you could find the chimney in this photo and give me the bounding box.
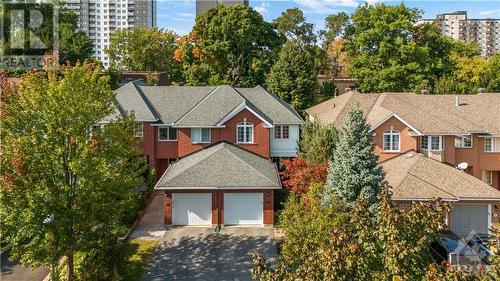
[421,89,429,95]
[478,88,486,93]
[455,96,460,107]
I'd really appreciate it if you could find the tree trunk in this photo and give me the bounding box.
[66,253,74,281]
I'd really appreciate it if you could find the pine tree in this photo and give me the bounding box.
[323,107,384,212]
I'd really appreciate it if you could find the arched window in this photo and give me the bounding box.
[383,130,400,152]
[237,121,254,143]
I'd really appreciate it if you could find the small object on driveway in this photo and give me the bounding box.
[214,225,221,233]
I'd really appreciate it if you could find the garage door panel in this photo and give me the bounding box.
[173,193,211,226]
[224,193,263,225]
[451,204,489,237]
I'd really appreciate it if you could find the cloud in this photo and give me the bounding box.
[254,2,270,15]
[478,9,500,16]
[293,0,358,14]
[175,12,195,18]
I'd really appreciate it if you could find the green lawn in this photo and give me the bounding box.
[120,238,158,281]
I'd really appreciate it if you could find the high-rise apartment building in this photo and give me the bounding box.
[417,11,500,58]
[196,0,248,16]
[65,0,157,68]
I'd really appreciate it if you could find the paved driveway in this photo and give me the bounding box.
[1,252,48,281]
[142,227,277,281]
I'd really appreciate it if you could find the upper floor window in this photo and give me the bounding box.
[383,130,400,152]
[133,122,143,138]
[274,126,289,139]
[455,135,472,148]
[158,127,177,141]
[191,128,210,143]
[485,137,500,152]
[237,121,254,143]
[421,136,443,151]
[483,170,493,185]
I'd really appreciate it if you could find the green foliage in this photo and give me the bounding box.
[323,107,384,212]
[273,8,317,45]
[266,40,318,113]
[106,28,181,81]
[320,12,349,50]
[59,11,93,65]
[191,5,281,86]
[484,54,500,92]
[345,3,454,93]
[317,80,338,102]
[253,187,448,280]
[298,119,337,163]
[0,62,146,280]
[119,239,158,281]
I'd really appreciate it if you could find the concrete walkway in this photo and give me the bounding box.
[130,191,166,240]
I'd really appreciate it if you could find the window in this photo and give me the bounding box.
[421,136,443,151]
[274,126,290,139]
[191,128,210,143]
[455,135,472,148]
[483,170,493,185]
[237,121,254,143]
[383,130,400,152]
[158,127,177,141]
[133,122,143,138]
[485,137,500,152]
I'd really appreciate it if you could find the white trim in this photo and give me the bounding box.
[421,135,444,151]
[454,134,473,148]
[382,129,401,152]
[488,204,492,234]
[236,120,254,144]
[484,137,500,153]
[216,103,274,128]
[133,122,144,138]
[369,113,423,136]
[154,186,281,190]
[173,125,226,128]
[190,128,211,143]
[157,126,178,142]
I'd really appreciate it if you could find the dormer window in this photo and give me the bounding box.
[237,120,253,143]
[383,130,400,152]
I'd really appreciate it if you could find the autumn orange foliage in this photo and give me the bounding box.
[280,158,328,194]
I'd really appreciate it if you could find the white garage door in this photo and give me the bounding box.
[224,193,263,225]
[172,193,212,226]
[451,204,490,237]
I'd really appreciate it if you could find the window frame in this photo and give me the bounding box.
[274,125,290,139]
[158,126,178,141]
[484,137,500,153]
[133,122,143,138]
[190,128,211,144]
[421,136,443,151]
[483,170,493,185]
[236,121,254,144]
[382,130,401,152]
[454,135,473,148]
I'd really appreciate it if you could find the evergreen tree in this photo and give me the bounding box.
[323,107,384,211]
[266,39,318,113]
[298,119,337,163]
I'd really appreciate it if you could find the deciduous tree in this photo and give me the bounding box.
[0,63,145,280]
[59,11,93,65]
[273,8,317,45]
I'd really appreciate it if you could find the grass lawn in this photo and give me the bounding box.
[120,238,158,281]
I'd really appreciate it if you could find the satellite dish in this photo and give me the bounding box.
[457,162,469,171]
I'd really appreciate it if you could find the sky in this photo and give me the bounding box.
[157,0,500,36]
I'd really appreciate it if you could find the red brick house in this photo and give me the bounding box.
[110,82,303,226]
[306,91,500,237]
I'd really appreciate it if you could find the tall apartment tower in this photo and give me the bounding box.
[64,0,157,68]
[196,0,248,16]
[417,11,500,58]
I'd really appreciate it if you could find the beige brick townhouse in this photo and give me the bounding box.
[306,92,500,238]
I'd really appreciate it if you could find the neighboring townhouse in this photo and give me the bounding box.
[306,92,500,237]
[109,81,303,226]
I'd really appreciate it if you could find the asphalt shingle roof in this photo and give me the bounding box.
[306,92,500,135]
[111,82,303,126]
[155,142,281,189]
[381,151,500,201]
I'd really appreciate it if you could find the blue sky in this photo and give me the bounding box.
[157,1,500,35]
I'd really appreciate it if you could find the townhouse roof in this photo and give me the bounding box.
[155,142,281,190]
[305,92,500,135]
[112,82,303,126]
[381,151,500,202]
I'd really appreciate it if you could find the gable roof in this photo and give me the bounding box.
[306,92,500,135]
[112,82,303,127]
[155,142,281,190]
[381,151,500,201]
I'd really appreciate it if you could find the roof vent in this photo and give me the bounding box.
[455,96,460,107]
[478,88,487,93]
[345,87,351,92]
[421,89,429,95]
[406,152,415,158]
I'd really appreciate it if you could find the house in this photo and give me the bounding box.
[306,91,500,237]
[109,82,303,226]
